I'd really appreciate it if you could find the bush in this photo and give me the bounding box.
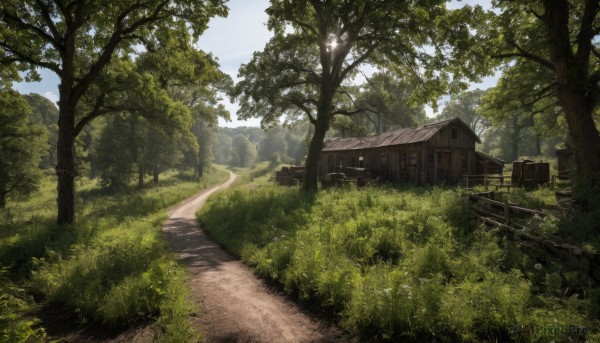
[199,185,600,342]
[1,167,229,340]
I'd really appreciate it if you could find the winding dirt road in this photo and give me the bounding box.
[162,171,347,343]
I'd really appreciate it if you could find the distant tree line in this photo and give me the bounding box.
[213,124,308,168]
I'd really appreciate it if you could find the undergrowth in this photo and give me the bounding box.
[198,184,600,342]
[0,167,228,342]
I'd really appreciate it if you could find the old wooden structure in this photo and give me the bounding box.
[319,118,488,185]
[275,166,304,186]
[511,160,550,187]
[475,151,505,175]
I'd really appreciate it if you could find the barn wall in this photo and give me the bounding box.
[319,123,479,185]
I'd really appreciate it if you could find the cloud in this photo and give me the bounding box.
[43,91,59,105]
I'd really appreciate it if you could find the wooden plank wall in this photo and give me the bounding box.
[319,124,478,185]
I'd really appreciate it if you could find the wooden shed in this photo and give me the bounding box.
[511,160,550,187]
[319,118,481,185]
[475,151,505,175]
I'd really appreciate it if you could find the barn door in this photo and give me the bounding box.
[437,152,451,183]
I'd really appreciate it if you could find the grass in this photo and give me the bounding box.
[0,166,229,342]
[229,161,277,187]
[198,182,600,342]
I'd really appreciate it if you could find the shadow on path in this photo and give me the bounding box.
[162,172,347,343]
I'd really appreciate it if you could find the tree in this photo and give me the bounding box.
[230,134,256,168]
[0,88,46,207]
[355,73,426,134]
[438,89,490,138]
[92,115,137,189]
[258,128,288,163]
[477,0,600,185]
[235,1,485,192]
[23,93,59,168]
[481,61,568,161]
[213,131,233,165]
[0,0,227,223]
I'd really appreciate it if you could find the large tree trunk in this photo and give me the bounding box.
[56,105,76,224]
[302,105,331,192]
[544,0,600,184]
[558,90,600,182]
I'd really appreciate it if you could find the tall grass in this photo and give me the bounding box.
[1,167,228,341]
[199,184,600,342]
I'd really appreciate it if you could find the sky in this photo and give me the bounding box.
[13,0,497,128]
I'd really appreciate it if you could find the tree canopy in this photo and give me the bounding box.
[235,0,487,191]
[0,88,46,207]
[475,0,600,185]
[0,0,227,223]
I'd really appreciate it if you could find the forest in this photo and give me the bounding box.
[1,0,600,342]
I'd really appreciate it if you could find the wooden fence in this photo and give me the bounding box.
[468,192,600,283]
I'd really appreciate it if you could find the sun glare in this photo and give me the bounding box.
[328,38,338,50]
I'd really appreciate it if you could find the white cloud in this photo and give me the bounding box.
[43,91,59,104]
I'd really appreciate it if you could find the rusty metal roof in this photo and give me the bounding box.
[475,151,505,165]
[322,117,480,152]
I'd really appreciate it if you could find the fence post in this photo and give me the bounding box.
[504,198,510,225]
[484,175,488,191]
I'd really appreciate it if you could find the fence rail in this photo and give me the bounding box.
[468,192,600,283]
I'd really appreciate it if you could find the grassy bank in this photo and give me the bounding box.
[198,184,599,342]
[0,166,229,342]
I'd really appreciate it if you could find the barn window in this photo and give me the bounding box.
[381,154,388,166]
[451,127,458,140]
[461,152,467,171]
[428,153,434,163]
[351,156,356,167]
[409,153,417,166]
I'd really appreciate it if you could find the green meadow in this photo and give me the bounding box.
[199,182,600,342]
[1,167,229,342]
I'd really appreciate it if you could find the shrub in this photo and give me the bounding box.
[199,184,600,342]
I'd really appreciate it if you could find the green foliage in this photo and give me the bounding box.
[0,88,47,208]
[22,93,59,169]
[0,267,48,343]
[348,72,427,135]
[236,0,488,191]
[1,167,228,340]
[230,134,257,168]
[438,89,490,138]
[213,125,308,166]
[200,185,600,342]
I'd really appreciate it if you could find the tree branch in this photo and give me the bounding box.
[0,42,61,73]
[72,1,169,102]
[74,93,106,136]
[1,9,61,49]
[331,108,364,116]
[35,0,62,43]
[492,52,554,70]
[289,98,316,124]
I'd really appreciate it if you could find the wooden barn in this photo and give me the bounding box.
[319,118,488,185]
[475,151,505,175]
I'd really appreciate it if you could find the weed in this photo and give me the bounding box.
[200,184,600,342]
[1,166,229,341]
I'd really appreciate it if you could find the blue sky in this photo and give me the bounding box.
[14,0,496,128]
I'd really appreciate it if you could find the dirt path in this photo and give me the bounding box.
[162,171,347,343]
